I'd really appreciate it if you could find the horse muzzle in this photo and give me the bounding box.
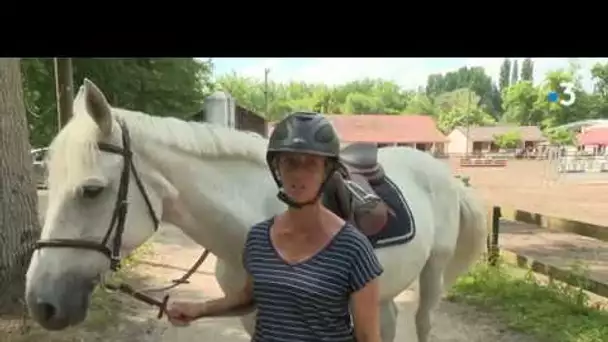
[26,271,96,331]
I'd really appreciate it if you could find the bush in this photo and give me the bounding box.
[448,260,608,342]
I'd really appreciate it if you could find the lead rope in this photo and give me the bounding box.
[102,248,210,319]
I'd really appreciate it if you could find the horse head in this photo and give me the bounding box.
[25,79,176,331]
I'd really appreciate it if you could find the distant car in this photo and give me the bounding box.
[31,147,48,189]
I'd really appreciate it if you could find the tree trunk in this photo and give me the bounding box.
[0,58,41,313]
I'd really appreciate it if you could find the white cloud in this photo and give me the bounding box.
[208,58,608,92]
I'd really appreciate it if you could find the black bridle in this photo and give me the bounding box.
[33,120,210,318]
[35,120,159,271]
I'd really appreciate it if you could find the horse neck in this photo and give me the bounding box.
[137,142,282,266]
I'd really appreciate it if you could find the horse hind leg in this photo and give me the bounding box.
[415,253,448,342]
[379,300,398,342]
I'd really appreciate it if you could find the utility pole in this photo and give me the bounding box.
[54,58,74,130]
[264,68,270,120]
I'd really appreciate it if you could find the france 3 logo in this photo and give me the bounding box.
[546,81,576,107]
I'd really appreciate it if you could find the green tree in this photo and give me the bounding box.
[588,62,608,118]
[502,81,542,125]
[521,58,534,82]
[499,59,512,91]
[434,88,496,132]
[22,58,214,147]
[544,127,575,145]
[424,66,501,119]
[404,93,440,117]
[198,61,608,137]
[511,60,519,85]
[218,76,414,119]
[342,92,383,114]
[484,84,503,120]
[493,130,522,149]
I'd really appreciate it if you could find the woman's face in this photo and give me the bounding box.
[277,152,327,203]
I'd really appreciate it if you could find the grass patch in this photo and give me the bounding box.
[448,258,608,342]
[2,243,154,342]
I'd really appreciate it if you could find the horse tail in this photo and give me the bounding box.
[442,180,488,289]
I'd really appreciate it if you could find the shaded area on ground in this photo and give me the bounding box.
[499,220,608,285]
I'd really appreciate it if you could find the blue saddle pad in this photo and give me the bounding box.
[366,175,416,249]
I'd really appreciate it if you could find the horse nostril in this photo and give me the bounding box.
[38,302,57,321]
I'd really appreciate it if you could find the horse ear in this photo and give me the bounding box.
[83,78,112,136]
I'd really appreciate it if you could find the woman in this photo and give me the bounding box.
[166,112,383,342]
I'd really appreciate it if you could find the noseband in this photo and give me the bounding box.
[34,120,159,270]
[33,120,210,318]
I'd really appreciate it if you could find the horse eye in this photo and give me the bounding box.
[81,185,105,199]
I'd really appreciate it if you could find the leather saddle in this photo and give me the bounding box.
[324,143,390,236]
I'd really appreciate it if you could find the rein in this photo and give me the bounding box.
[34,119,210,318]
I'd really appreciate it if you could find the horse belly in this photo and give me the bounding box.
[373,154,436,300]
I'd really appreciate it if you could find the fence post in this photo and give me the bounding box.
[487,206,501,266]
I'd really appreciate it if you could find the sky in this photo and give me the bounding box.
[204,58,608,92]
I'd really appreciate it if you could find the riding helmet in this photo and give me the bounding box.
[266,112,341,208]
[266,111,340,166]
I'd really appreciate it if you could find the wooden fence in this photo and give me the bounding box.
[460,158,508,168]
[485,205,608,298]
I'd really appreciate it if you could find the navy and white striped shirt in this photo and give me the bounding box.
[242,218,383,342]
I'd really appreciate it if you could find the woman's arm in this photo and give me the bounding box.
[168,275,255,323]
[347,228,384,342]
[164,198,257,320]
[351,278,382,342]
[194,275,255,318]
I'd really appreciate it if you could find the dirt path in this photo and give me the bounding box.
[109,224,537,342]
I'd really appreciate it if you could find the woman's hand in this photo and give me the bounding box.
[166,300,203,327]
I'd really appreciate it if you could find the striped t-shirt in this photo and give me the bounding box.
[242,218,384,342]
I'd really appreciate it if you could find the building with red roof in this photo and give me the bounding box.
[577,127,608,155]
[268,114,448,154]
[577,127,608,146]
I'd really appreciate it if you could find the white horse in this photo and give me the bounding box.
[25,80,488,342]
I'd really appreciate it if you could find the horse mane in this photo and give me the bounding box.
[47,105,268,191]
